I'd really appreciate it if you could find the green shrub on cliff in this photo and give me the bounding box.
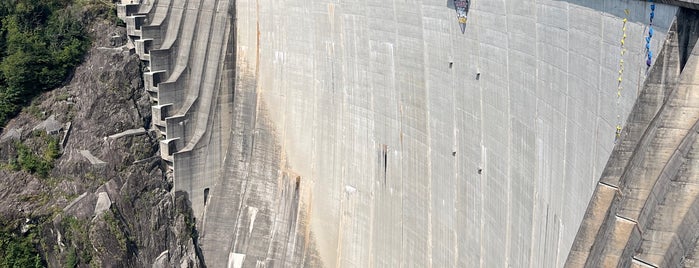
[0,0,90,126]
[8,133,61,177]
[0,225,43,268]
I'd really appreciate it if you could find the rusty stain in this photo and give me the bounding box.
[255,0,260,80]
[327,4,335,31]
[301,192,314,264]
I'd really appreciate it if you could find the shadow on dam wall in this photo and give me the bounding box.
[678,8,699,69]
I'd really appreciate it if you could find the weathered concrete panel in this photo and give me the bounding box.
[119,0,692,267]
[235,0,676,267]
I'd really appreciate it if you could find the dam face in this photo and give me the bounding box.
[118,0,690,267]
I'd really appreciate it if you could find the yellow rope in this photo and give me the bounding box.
[616,9,629,141]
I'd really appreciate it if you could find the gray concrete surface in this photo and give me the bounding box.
[107,127,147,140]
[566,8,699,267]
[93,192,112,219]
[117,0,696,267]
[80,150,107,167]
[32,115,62,135]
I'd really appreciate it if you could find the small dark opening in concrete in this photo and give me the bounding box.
[166,140,176,155]
[160,104,170,120]
[383,148,388,172]
[152,72,161,86]
[135,16,146,30]
[203,188,210,206]
[295,176,301,191]
[144,40,153,55]
[383,145,388,182]
[476,72,481,80]
[380,144,388,185]
[452,151,457,156]
[449,62,454,68]
[677,8,699,72]
[477,168,482,174]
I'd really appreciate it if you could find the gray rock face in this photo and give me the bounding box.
[0,127,21,143]
[63,193,95,220]
[0,14,203,268]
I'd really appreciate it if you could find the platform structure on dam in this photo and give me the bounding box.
[118,0,699,267]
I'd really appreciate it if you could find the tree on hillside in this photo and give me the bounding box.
[0,0,90,127]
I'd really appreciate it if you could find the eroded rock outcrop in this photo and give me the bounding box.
[0,8,202,268]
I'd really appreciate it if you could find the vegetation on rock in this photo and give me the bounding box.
[0,0,91,127]
[0,1,205,266]
[0,222,43,268]
[6,133,60,178]
[61,216,92,268]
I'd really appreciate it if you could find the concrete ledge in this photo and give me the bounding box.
[164,115,186,149]
[116,3,140,19]
[144,70,166,92]
[159,138,179,161]
[152,104,173,127]
[80,150,106,168]
[124,15,147,37]
[107,127,148,140]
[573,184,620,245]
[135,38,153,58]
[147,49,172,74]
[158,79,186,107]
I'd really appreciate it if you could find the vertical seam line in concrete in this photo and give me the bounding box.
[419,2,434,267]
[528,0,540,267]
[449,0,460,265]
[504,0,513,267]
[471,1,485,267]
[557,2,571,267]
[389,0,405,266]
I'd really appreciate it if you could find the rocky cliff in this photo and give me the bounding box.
[0,9,201,268]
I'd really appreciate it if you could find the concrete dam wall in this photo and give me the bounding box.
[567,8,699,267]
[117,0,692,267]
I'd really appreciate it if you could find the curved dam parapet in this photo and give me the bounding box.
[116,0,698,267]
